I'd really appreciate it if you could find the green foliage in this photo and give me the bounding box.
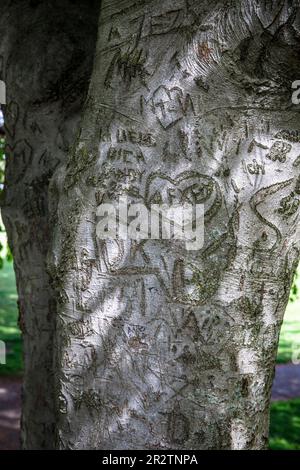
[0,136,5,180]
[276,295,300,364]
[0,136,5,201]
[0,229,12,268]
[0,262,22,375]
[290,270,299,302]
[0,136,12,269]
[270,399,300,450]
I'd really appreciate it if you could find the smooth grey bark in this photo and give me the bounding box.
[1,0,300,450]
[0,0,99,449]
[49,0,300,450]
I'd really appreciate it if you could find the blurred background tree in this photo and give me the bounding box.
[0,109,12,269]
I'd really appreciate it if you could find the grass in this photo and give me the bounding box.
[276,275,300,364]
[270,399,300,450]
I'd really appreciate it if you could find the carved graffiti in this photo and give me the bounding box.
[4,101,19,139]
[247,159,265,175]
[266,141,291,163]
[275,130,300,143]
[142,86,195,129]
[104,47,149,87]
[107,145,145,164]
[6,139,33,184]
[278,192,300,217]
[250,179,294,252]
[145,171,221,221]
[116,128,156,146]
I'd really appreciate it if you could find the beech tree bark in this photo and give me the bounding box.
[0,0,99,448]
[2,0,300,450]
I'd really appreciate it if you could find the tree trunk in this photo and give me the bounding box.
[3,0,300,450]
[0,0,99,449]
